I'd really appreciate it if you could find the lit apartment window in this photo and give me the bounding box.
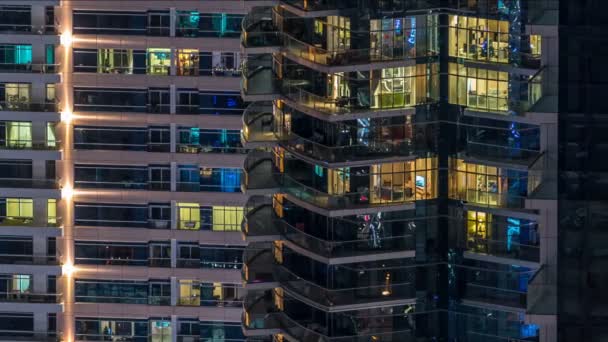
[201,206,243,231]
[177,49,199,76]
[449,15,510,63]
[371,64,433,109]
[6,198,33,222]
[1,122,31,147]
[146,48,170,75]
[47,199,56,225]
[530,35,542,56]
[178,280,200,306]
[2,83,30,110]
[98,48,133,74]
[0,44,32,70]
[448,63,509,112]
[178,203,200,230]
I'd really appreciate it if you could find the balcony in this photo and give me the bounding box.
[242,196,280,243]
[0,140,60,151]
[242,290,281,337]
[280,218,415,261]
[241,55,280,102]
[280,131,415,166]
[0,102,58,113]
[463,283,527,310]
[275,265,415,310]
[526,265,557,317]
[241,7,282,53]
[242,244,276,288]
[275,311,415,342]
[466,238,540,264]
[0,178,58,189]
[241,102,277,148]
[0,63,59,74]
[242,151,281,195]
[0,254,58,266]
[463,67,556,123]
[0,292,61,304]
[0,216,61,228]
[460,142,543,169]
[0,331,61,342]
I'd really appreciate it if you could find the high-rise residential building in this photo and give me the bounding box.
[0,0,256,341]
[239,0,560,342]
[0,0,605,341]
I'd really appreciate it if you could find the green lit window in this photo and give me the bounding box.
[11,275,31,293]
[46,123,57,148]
[0,44,32,65]
[98,48,133,74]
[147,48,170,75]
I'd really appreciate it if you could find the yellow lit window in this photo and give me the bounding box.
[6,122,32,147]
[7,198,33,218]
[178,203,200,230]
[212,206,243,231]
[178,280,200,306]
[177,49,199,76]
[47,199,57,225]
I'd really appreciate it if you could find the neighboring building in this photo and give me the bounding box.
[0,0,256,341]
[240,1,559,342]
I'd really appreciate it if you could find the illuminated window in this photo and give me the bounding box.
[178,203,200,230]
[4,83,30,109]
[371,64,434,109]
[177,49,199,76]
[448,63,508,112]
[147,48,170,75]
[179,280,200,306]
[530,35,542,56]
[208,206,243,231]
[7,198,33,218]
[448,15,509,63]
[47,199,57,225]
[46,123,57,148]
[11,275,31,293]
[5,121,31,147]
[98,49,133,74]
[45,84,56,103]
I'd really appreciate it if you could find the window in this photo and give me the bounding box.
[178,280,200,306]
[199,168,242,192]
[98,49,133,74]
[74,164,148,189]
[45,84,56,104]
[448,63,509,112]
[74,203,149,228]
[448,15,509,63]
[75,241,148,266]
[74,87,148,113]
[47,199,57,225]
[200,321,245,342]
[3,83,30,109]
[0,44,32,70]
[74,126,148,151]
[177,89,199,114]
[200,206,243,231]
[147,48,170,75]
[199,91,245,116]
[176,11,200,37]
[371,65,431,109]
[178,203,200,230]
[200,245,243,269]
[198,13,244,38]
[76,318,148,341]
[73,11,147,35]
[4,122,31,147]
[177,49,199,76]
[6,198,33,219]
[75,279,152,304]
[0,6,31,32]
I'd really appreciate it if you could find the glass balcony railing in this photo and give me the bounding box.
[466,238,540,263]
[0,291,61,303]
[241,7,282,50]
[243,246,275,285]
[275,311,416,342]
[243,291,281,334]
[0,140,61,150]
[242,102,277,146]
[243,200,280,240]
[0,63,59,73]
[75,181,170,191]
[526,265,557,316]
[241,56,279,99]
[0,216,61,227]
[453,189,527,209]
[0,254,58,265]
[282,174,413,211]
[275,265,415,308]
[462,141,542,167]
[242,152,281,193]
[280,0,351,12]
[0,102,58,112]
[280,131,415,164]
[280,219,415,259]
[0,330,61,342]
[463,282,527,309]
[0,178,58,189]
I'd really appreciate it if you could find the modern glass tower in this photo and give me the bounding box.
[240,1,558,341]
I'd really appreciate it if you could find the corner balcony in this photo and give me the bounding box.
[241,7,282,54]
[275,309,416,342]
[280,0,348,17]
[242,196,280,243]
[242,290,281,337]
[463,67,557,125]
[279,218,415,263]
[241,55,280,102]
[459,142,543,170]
[280,83,415,122]
[242,244,278,289]
[275,265,416,311]
[242,151,281,195]
[242,102,278,148]
[464,237,540,266]
[281,173,415,217]
[279,131,415,167]
[526,265,557,319]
